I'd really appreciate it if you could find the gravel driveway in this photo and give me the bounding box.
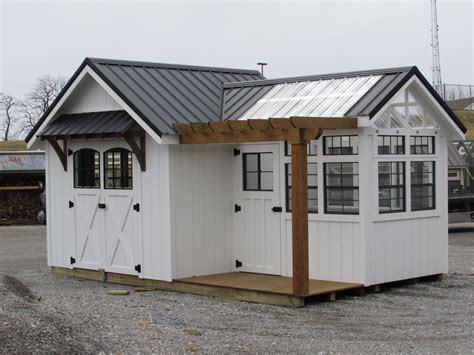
[1,225,473,352]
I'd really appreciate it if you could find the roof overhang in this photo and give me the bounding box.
[26,62,162,149]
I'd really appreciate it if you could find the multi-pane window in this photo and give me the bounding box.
[285,163,317,213]
[411,161,435,211]
[73,149,100,188]
[243,153,273,191]
[284,141,317,156]
[378,136,405,155]
[323,136,358,155]
[104,148,133,189]
[324,162,359,214]
[410,136,435,154]
[378,162,405,213]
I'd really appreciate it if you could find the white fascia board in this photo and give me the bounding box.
[410,77,465,140]
[27,65,162,149]
[161,134,180,144]
[370,76,465,141]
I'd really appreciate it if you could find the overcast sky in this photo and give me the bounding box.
[1,0,472,98]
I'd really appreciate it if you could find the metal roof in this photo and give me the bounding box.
[0,152,45,172]
[222,67,413,120]
[448,142,467,168]
[87,58,263,135]
[40,110,134,137]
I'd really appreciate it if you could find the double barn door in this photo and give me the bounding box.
[68,141,142,276]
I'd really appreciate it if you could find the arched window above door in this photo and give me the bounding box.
[104,148,133,189]
[73,149,100,188]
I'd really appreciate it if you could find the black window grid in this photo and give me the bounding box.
[410,136,435,154]
[285,163,318,213]
[243,152,273,191]
[324,162,359,215]
[104,148,133,190]
[378,162,406,214]
[410,161,435,211]
[73,149,100,189]
[377,135,405,155]
[323,135,359,155]
[284,141,317,156]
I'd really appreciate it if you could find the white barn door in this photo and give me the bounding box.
[101,141,142,276]
[234,143,281,275]
[68,140,143,276]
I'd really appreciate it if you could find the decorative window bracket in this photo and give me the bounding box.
[123,134,146,172]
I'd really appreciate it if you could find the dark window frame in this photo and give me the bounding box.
[243,152,273,191]
[323,135,359,155]
[377,135,405,155]
[285,162,318,213]
[323,162,359,215]
[73,149,100,189]
[378,161,406,214]
[410,136,435,154]
[284,141,317,157]
[410,161,436,211]
[103,148,133,190]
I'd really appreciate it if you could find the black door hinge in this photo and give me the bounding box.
[235,259,243,268]
[234,204,241,213]
[135,264,141,273]
[233,148,241,156]
[98,203,106,209]
[68,201,74,208]
[133,203,140,212]
[272,206,283,212]
[70,257,76,265]
[67,149,74,156]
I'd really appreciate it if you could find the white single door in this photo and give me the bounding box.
[101,141,142,276]
[69,142,104,270]
[234,143,281,275]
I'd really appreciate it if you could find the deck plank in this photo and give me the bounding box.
[176,272,362,297]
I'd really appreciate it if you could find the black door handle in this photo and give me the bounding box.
[234,204,242,213]
[98,203,106,209]
[272,206,282,212]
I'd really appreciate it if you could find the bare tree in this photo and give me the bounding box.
[0,93,17,141]
[20,75,66,133]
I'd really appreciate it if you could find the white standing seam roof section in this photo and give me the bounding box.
[237,75,383,120]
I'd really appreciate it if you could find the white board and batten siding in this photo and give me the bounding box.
[364,132,448,286]
[169,145,235,279]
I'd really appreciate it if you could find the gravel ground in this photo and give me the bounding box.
[0,225,473,353]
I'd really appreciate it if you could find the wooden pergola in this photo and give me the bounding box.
[173,116,358,296]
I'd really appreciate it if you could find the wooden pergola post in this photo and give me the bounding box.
[291,139,309,296]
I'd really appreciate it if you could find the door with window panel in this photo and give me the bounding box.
[69,141,104,271]
[101,141,142,276]
[234,144,281,275]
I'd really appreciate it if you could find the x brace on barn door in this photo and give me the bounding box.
[173,116,358,296]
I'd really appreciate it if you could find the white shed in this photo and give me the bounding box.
[26,58,466,307]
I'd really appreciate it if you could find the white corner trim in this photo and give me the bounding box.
[27,65,162,149]
[357,115,370,127]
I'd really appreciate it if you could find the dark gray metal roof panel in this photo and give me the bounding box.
[40,111,133,137]
[223,85,273,120]
[87,58,264,135]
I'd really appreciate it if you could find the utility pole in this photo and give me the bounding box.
[431,0,443,96]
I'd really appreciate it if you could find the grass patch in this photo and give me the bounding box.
[455,110,474,139]
[0,140,27,151]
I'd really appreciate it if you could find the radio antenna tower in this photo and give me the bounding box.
[431,0,443,96]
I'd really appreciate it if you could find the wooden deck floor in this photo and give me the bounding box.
[177,272,362,297]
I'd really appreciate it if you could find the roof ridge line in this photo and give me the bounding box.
[87,57,263,76]
[223,66,416,89]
